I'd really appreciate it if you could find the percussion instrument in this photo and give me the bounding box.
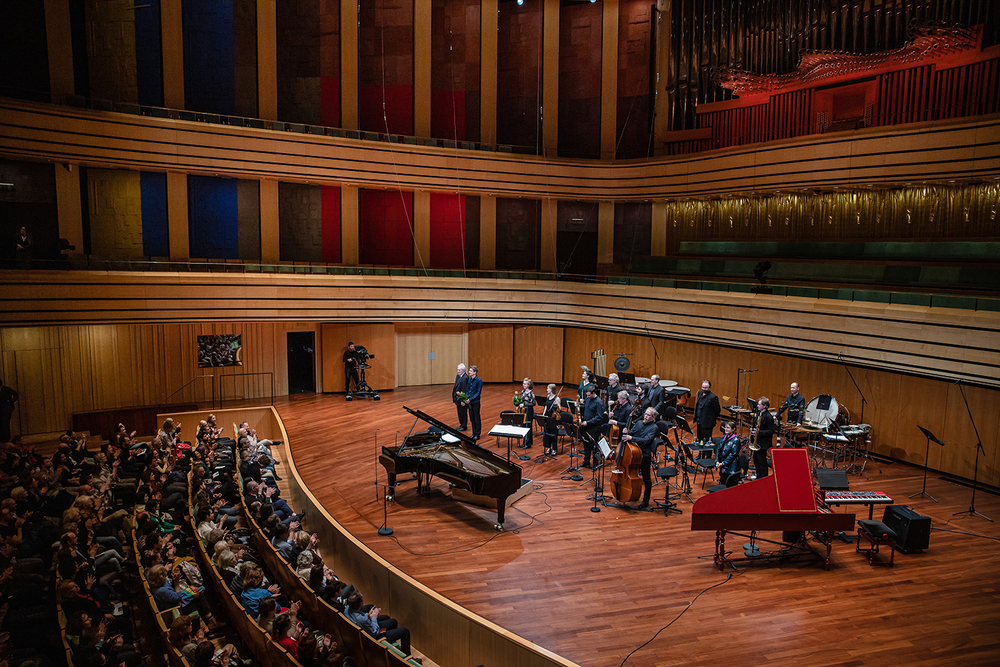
[804,395,840,428]
[661,379,679,388]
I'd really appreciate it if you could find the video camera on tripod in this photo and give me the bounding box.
[354,345,375,369]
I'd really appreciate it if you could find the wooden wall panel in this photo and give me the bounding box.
[563,326,1000,487]
[4,99,999,201]
[468,324,513,383]
[393,323,465,387]
[0,322,320,436]
[513,325,563,386]
[321,323,395,392]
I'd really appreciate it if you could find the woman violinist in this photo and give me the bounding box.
[617,407,660,509]
[541,384,562,456]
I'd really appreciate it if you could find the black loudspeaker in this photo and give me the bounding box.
[881,505,931,553]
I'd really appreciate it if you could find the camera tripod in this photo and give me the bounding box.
[347,364,380,401]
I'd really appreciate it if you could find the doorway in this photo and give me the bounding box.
[287,331,316,394]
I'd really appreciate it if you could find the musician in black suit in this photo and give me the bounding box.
[579,385,607,468]
[453,363,470,431]
[343,343,360,393]
[777,381,806,426]
[751,397,776,478]
[607,391,633,428]
[693,380,721,444]
[644,375,665,415]
[619,407,659,508]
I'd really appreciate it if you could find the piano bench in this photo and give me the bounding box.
[856,520,897,567]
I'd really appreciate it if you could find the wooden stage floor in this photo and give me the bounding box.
[275,385,1000,667]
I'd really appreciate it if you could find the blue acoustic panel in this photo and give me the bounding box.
[140,172,169,257]
[182,0,235,114]
[188,175,238,259]
[135,0,164,107]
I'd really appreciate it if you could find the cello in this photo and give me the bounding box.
[609,403,645,504]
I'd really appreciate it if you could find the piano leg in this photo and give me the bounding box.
[715,530,726,572]
[495,504,506,530]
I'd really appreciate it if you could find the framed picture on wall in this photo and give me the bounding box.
[197,334,243,367]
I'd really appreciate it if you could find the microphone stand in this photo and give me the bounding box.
[838,352,868,425]
[373,429,393,536]
[645,325,659,372]
[953,381,992,522]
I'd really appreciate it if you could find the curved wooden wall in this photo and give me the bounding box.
[2,99,999,199]
[4,270,997,387]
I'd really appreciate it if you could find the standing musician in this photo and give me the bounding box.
[453,363,470,431]
[644,375,666,416]
[577,367,596,402]
[777,381,806,426]
[518,378,537,450]
[343,342,361,393]
[714,421,741,485]
[751,397,776,478]
[579,385,607,469]
[541,384,561,456]
[463,366,483,441]
[693,380,721,444]
[619,407,660,509]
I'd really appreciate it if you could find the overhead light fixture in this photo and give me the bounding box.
[517,0,523,5]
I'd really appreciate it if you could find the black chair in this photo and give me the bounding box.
[691,436,722,488]
[706,453,750,493]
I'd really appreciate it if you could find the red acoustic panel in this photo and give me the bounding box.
[359,84,414,135]
[429,193,467,269]
[359,189,413,266]
[431,90,466,141]
[321,186,341,264]
[320,76,340,128]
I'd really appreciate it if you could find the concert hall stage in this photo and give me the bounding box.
[277,386,1000,667]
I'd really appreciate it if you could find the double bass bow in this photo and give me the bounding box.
[610,403,645,504]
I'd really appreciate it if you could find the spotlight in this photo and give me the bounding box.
[517,0,523,5]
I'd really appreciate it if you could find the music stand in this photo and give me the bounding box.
[912,426,944,503]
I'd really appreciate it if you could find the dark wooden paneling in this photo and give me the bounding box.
[496,0,543,150]
[431,0,481,142]
[495,197,541,270]
[557,1,602,159]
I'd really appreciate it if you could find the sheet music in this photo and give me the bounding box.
[488,424,530,437]
[598,437,612,458]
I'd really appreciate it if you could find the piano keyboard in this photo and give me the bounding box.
[823,491,893,504]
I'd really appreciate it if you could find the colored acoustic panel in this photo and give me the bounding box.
[277,0,339,125]
[87,169,144,259]
[558,1,602,159]
[429,193,468,269]
[321,186,342,264]
[495,197,541,271]
[430,0,480,142]
[613,202,652,264]
[616,0,653,159]
[140,172,169,258]
[236,180,260,260]
[358,0,414,135]
[85,0,139,104]
[359,189,414,267]
[135,0,164,107]
[0,1,49,102]
[182,0,236,115]
[188,175,238,259]
[278,182,323,263]
[497,1,542,150]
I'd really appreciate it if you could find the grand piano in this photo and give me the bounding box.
[691,448,855,570]
[379,407,523,529]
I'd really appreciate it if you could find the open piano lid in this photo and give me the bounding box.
[402,405,478,448]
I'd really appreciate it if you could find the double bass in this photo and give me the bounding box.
[610,403,645,503]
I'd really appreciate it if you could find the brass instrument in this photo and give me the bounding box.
[749,409,760,451]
